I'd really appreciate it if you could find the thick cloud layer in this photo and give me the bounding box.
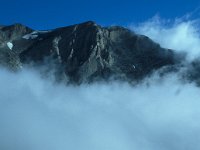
[1,17,200,150]
[1,69,200,150]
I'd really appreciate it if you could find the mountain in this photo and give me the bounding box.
[0,21,186,84]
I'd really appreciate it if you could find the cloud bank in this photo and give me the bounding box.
[1,16,200,150]
[1,68,200,150]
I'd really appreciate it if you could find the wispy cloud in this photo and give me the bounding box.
[129,15,200,61]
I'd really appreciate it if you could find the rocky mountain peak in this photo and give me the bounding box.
[0,21,184,84]
[0,23,33,41]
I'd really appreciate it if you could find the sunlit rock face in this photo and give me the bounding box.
[0,21,183,84]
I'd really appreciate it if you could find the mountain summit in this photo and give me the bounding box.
[0,21,182,84]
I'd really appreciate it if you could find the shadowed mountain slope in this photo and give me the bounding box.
[0,21,186,84]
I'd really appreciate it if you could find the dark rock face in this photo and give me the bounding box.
[0,21,182,84]
[0,24,33,70]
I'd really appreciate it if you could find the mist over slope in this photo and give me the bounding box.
[1,17,200,150]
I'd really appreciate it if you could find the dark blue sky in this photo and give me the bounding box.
[1,0,200,29]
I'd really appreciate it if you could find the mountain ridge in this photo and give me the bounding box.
[0,21,190,84]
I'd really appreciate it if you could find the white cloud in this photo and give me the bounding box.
[0,68,200,150]
[129,16,200,61]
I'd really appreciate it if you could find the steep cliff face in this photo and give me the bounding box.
[0,21,181,84]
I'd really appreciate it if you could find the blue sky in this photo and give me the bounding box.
[1,0,200,29]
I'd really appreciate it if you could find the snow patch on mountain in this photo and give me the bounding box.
[6,42,13,50]
[22,30,51,40]
[22,31,38,40]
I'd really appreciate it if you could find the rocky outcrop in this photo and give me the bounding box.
[0,21,183,84]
